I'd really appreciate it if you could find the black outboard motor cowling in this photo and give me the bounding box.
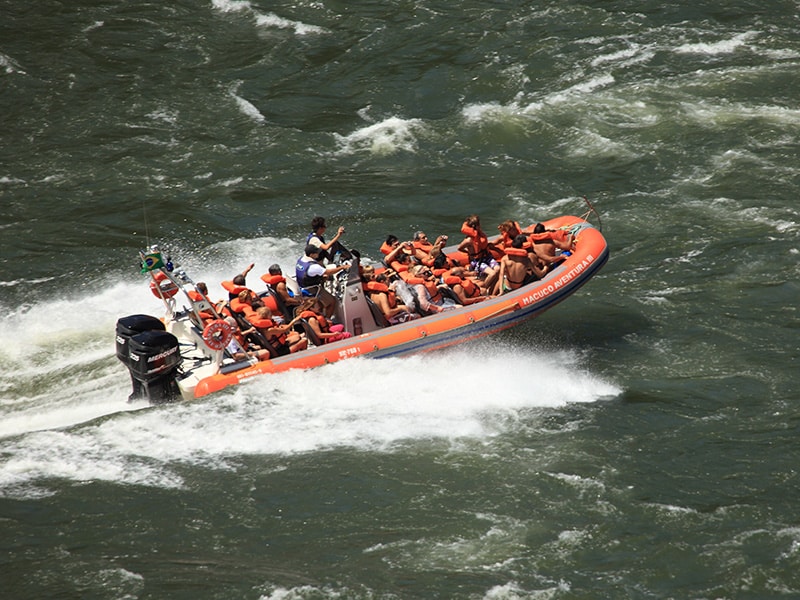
[127,329,182,404]
[115,314,165,363]
[115,314,181,403]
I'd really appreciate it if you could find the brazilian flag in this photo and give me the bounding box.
[140,252,165,273]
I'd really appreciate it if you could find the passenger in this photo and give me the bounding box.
[219,265,284,316]
[186,282,222,323]
[529,223,574,272]
[443,267,489,305]
[382,268,420,312]
[530,222,574,251]
[498,234,542,293]
[409,265,460,314]
[187,282,214,307]
[295,244,349,317]
[249,306,307,355]
[457,214,500,292]
[365,273,419,324]
[188,281,209,302]
[229,289,257,316]
[496,220,524,250]
[260,264,301,310]
[297,298,352,343]
[431,249,455,272]
[360,264,376,285]
[412,231,448,266]
[221,264,255,299]
[223,316,271,362]
[383,239,415,275]
[221,279,246,300]
[379,234,400,256]
[221,276,280,317]
[307,216,351,263]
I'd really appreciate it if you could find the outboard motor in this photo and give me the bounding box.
[127,330,182,404]
[116,315,165,362]
[115,314,181,403]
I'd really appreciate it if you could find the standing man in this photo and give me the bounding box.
[307,216,351,262]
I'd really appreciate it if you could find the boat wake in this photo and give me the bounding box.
[0,342,619,498]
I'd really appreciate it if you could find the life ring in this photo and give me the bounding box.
[150,271,179,299]
[202,319,234,351]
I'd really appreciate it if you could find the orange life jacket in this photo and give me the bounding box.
[443,275,481,298]
[261,293,279,314]
[413,240,433,253]
[425,280,443,304]
[247,314,270,328]
[300,310,329,332]
[247,317,287,346]
[408,277,442,304]
[413,240,436,266]
[530,229,570,244]
[379,241,395,255]
[260,274,286,287]
[230,297,255,316]
[462,277,480,297]
[187,290,216,321]
[499,221,523,247]
[460,223,489,257]
[232,329,247,348]
[221,280,248,296]
[504,247,529,257]
[365,281,397,308]
[389,259,410,273]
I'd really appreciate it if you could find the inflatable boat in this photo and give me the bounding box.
[115,214,608,402]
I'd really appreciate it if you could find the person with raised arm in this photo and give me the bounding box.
[306,216,351,263]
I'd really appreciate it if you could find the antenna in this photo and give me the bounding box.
[143,198,151,248]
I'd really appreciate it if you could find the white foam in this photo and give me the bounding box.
[334,117,425,156]
[541,74,616,107]
[675,31,758,56]
[483,581,571,599]
[211,0,326,36]
[0,176,26,186]
[255,12,326,35]
[562,129,634,159]
[0,347,619,495]
[681,96,800,127]
[211,0,251,13]
[462,74,616,128]
[0,52,26,75]
[146,108,178,125]
[232,93,266,123]
[736,207,798,234]
[258,586,352,600]
[590,45,653,68]
[462,101,526,125]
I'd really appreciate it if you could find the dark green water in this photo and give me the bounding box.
[1,1,799,598]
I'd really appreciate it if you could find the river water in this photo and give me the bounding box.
[1,1,799,598]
